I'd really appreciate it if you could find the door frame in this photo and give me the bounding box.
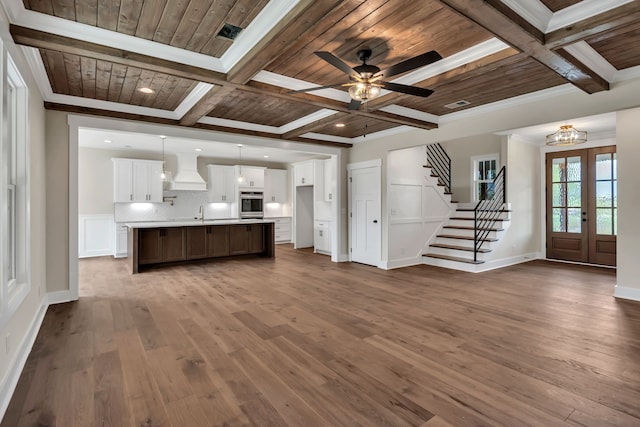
[347,159,382,267]
[539,134,617,263]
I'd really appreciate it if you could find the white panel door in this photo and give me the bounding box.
[349,164,381,266]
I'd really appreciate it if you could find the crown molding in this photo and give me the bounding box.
[547,0,636,32]
[379,105,440,125]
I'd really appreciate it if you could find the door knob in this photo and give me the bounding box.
[373,220,378,223]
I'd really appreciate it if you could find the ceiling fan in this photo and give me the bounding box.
[290,48,443,110]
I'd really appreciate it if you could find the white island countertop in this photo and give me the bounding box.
[125,218,275,228]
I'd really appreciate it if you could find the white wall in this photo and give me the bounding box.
[0,7,48,419]
[442,134,502,203]
[615,107,640,300]
[488,135,541,261]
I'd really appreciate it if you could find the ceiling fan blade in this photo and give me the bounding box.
[288,83,350,94]
[378,50,442,79]
[381,82,434,98]
[315,51,359,78]
[348,99,362,110]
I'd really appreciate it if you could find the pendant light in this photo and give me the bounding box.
[160,135,171,182]
[237,144,245,183]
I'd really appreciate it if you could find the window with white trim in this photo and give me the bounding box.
[471,154,499,202]
[1,52,30,324]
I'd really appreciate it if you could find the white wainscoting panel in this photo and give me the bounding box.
[79,214,115,258]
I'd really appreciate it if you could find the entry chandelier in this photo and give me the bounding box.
[545,125,587,146]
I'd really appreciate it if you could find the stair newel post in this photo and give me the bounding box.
[447,156,452,195]
[474,207,478,262]
[502,166,507,205]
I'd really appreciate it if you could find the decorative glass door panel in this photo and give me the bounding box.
[546,146,616,266]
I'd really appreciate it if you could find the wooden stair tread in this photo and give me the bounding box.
[437,234,498,242]
[443,225,504,231]
[457,208,512,212]
[430,243,491,253]
[423,253,485,264]
[449,217,510,221]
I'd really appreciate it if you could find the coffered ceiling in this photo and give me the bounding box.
[5,0,640,147]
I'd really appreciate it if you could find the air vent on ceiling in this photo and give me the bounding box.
[444,100,471,109]
[217,23,243,41]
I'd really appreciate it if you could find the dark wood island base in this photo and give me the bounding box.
[128,221,275,273]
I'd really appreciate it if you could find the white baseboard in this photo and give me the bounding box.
[337,253,350,262]
[0,297,48,421]
[614,285,640,302]
[48,290,78,305]
[380,256,421,270]
[475,252,541,273]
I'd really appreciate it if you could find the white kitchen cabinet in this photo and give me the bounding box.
[112,158,163,202]
[314,220,331,254]
[271,217,291,243]
[115,223,128,258]
[294,161,314,186]
[264,169,288,203]
[324,158,334,202]
[208,165,236,203]
[236,165,265,189]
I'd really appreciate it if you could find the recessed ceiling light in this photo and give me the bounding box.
[237,144,243,147]
[335,123,345,127]
[104,139,112,143]
[195,148,202,152]
[263,155,269,158]
[138,87,154,94]
[159,135,166,138]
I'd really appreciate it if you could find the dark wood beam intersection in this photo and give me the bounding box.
[545,2,640,49]
[439,0,610,94]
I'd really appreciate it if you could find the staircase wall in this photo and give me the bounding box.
[481,135,541,267]
[383,145,455,269]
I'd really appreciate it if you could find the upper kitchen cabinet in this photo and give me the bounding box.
[208,165,236,203]
[294,161,314,186]
[235,166,265,189]
[264,169,288,203]
[112,158,163,203]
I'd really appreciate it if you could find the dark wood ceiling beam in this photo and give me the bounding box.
[439,0,609,93]
[355,110,438,130]
[10,25,229,86]
[43,102,352,148]
[282,112,350,139]
[227,0,327,84]
[545,2,640,49]
[179,85,236,126]
[243,82,439,129]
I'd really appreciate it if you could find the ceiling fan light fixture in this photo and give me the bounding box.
[546,125,587,146]
[348,82,381,102]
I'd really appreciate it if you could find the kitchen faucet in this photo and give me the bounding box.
[197,205,204,222]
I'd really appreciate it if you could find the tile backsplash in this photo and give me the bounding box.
[114,190,290,223]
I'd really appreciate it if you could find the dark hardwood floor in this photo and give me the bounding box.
[2,245,639,426]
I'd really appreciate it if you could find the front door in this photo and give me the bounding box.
[349,162,381,267]
[546,146,616,266]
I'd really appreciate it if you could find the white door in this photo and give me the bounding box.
[349,161,381,266]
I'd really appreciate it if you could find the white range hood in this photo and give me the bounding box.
[169,152,207,191]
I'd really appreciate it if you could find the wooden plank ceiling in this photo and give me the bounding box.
[22,0,269,57]
[539,0,583,12]
[10,0,640,145]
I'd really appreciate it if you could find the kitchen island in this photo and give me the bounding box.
[126,219,275,273]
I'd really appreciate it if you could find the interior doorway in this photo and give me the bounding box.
[348,160,381,267]
[545,146,617,266]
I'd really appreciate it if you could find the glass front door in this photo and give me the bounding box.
[545,146,616,266]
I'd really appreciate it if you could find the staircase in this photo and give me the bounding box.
[423,204,511,269]
[421,144,510,272]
